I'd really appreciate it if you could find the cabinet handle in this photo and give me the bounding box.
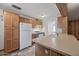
[45,49,48,54]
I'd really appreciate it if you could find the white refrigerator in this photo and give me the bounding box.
[20,23,32,50]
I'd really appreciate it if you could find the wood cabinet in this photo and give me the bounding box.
[50,50,63,56]
[75,21,79,40]
[68,20,79,40]
[4,30,12,51]
[12,28,19,50]
[32,19,42,28]
[58,16,68,33]
[35,44,50,56]
[35,44,64,56]
[20,17,30,23]
[68,21,76,35]
[4,11,19,52]
[32,33,38,39]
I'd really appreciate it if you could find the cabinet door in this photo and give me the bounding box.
[32,20,38,28]
[12,14,19,49]
[58,16,68,33]
[68,21,71,34]
[12,27,19,50]
[4,30,12,52]
[12,14,19,27]
[71,22,76,35]
[4,12,12,27]
[25,18,30,23]
[75,21,79,40]
[35,44,50,56]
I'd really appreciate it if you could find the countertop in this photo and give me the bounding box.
[33,34,79,56]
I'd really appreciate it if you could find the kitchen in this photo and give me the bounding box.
[0,3,79,56]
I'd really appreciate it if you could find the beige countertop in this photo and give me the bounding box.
[33,34,79,56]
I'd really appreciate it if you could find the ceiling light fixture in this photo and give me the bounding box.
[40,14,47,18]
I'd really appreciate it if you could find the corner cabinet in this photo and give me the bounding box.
[4,11,19,53]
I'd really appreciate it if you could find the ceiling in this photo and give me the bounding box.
[0,3,61,21]
[1,3,79,21]
[68,3,79,20]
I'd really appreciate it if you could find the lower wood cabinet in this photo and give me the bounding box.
[35,44,64,56]
[35,44,50,56]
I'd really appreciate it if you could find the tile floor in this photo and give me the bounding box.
[0,45,35,56]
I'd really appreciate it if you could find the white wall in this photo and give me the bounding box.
[0,9,4,50]
[41,4,61,35]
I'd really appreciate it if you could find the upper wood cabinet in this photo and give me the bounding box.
[4,11,19,52]
[12,14,19,27]
[4,12,19,27]
[58,16,68,33]
[4,12,12,27]
[20,17,30,23]
[32,19,42,28]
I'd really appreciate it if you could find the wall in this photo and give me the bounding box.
[41,17,58,35]
[40,4,61,35]
[0,9,4,50]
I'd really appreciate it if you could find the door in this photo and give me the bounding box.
[26,30,32,47]
[20,30,27,50]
